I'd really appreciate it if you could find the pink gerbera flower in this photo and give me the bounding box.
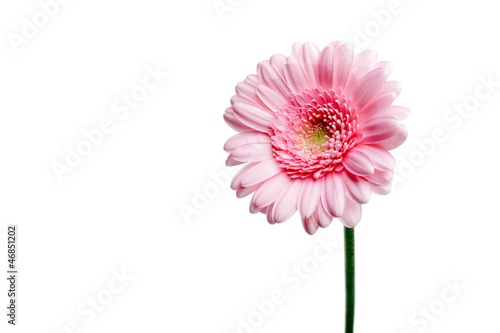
[224,41,409,234]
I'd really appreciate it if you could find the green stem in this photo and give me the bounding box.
[344,226,355,333]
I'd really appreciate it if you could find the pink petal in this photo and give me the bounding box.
[230,143,273,163]
[233,102,275,133]
[360,116,405,145]
[386,106,410,120]
[359,91,398,119]
[332,43,354,90]
[327,41,342,48]
[352,49,378,75]
[270,54,287,78]
[266,203,276,224]
[345,49,378,94]
[302,212,320,235]
[316,44,335,89]
[224,132,271,153]
[299,42,320,87]
[249,196,262,214]
[226,155,244,166]
[230,162,259,190]
[258,62,292,101]
[351,67,390,109]
[245,74,259,85]
[245,74,260,85]
[272,179,304,223]
[257,85,287,112]
[342,171,371,204]
[291,42,304,58]
[237,183,261,198]
[364,169,394,185]
[236,81,266,107]
[223,107,252,132]
[298,177,323,218]
[371,183,392,195]
[316,202,333,228]
[253,172,291,208]
[284,55,310,93]
[240,159,283,188]
[322,171,346,217]
[354,144,395,171]
[379,80,402,97]
[342,149,375,176]
[339,198,362,228]
[374,61,394,73]
[377,124,408,150]
[257,206,267,214]
[231,95,251,106]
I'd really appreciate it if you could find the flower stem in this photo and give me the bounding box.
[344,226,355,333]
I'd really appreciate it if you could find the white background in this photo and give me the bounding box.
[1,0,499,332]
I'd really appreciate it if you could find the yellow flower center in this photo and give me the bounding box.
[310,126,329,147]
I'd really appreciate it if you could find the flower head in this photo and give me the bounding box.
[224,42,409,234]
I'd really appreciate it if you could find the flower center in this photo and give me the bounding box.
[309,125,330,148]
[270,88,360,179]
